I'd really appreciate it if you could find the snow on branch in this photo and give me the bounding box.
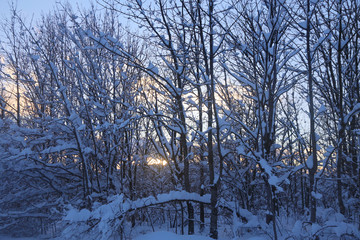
[61,191,211,239]
[344,103,360,124]
[65,191,210,223]
[131,191,211,209]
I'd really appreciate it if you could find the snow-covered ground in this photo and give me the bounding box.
[0,232,267,240]
[134,231,212,240]
[133,231,267,240]
[0,236,37,240]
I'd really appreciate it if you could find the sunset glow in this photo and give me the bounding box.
[147,157,167,166]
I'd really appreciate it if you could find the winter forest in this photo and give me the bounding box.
[0,0,360,239]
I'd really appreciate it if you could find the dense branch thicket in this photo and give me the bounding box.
[0,0,359,239]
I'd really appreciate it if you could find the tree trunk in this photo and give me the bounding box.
[336,0,345,215]
[306,0,318,223]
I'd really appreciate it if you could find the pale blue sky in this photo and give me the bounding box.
[0,0,133,41]
[0,0,93,20]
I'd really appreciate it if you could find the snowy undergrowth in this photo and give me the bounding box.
[269,207,360,240]
[56,192,360,240]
